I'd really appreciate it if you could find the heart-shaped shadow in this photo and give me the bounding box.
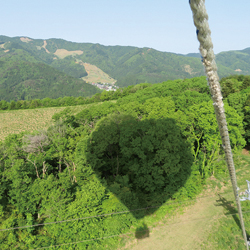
[77,113,194,224]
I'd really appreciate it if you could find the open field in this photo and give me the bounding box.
[121,152,250,250]
[20,37,32,43]
[82,62,117,84]
[54,48,84,59]
[0,104,98,141]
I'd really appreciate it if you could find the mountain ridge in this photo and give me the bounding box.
[0,35,249,101]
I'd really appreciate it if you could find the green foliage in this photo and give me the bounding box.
[2,35,249,93]
[226,89,250,116]
[82,113,193,194]
[220,78,241,98]
[200,154,250,249]
[0,60,100,101]
[220,76,250,146]
[216,49,250,74]
[51,56,87,78]
[220,74,250,98]
[0,75,248,249]
[243,93,250,145]
[0,35,250,249]
[241,76,250,90]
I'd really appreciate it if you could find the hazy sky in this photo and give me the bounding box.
[1,0,249,54]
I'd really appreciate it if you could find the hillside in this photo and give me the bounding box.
[187,48,250,75]
[0,60,100,101]
[216,48,250,73]
[0,39,100,101]
[126,151,250,250]
[0,76,250,249]
[1,36,249,94]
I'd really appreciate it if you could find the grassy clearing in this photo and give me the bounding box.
[120,187,225,250]
[120,152,250,250]
[54,49,83,59]
[82,62,116,84]
[0,103,99,141]
[201,153,250,250]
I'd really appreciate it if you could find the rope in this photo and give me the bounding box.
[189,0,249,249]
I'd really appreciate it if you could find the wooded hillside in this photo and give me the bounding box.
[0,76,249,249]
[1,35,249,95]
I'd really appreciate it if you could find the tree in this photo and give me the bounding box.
[241,76,250,90]
[186,101,245,176]
[221,78,240,98]
[8,101,16,110]
[81,113,193,194]
[29,99,40,109]
[0,100,9,110]
[22,132,50,178]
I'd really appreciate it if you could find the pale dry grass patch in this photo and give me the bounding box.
[0,104,93,141]
[54,49,83,59]
[20,37,33,43]
[82,62,116,84]
[42,40,51,54]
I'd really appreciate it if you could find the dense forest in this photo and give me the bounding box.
[0,75,250,249]
[0,46,100,101]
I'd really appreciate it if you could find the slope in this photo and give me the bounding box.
[187,48,250,75]
[0,40,100,101]
[1,36,245,89]
[125,152,250,250]
[127,194,224,250]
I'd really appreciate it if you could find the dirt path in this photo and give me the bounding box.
[126,193,230,250]
[120,151,249,250]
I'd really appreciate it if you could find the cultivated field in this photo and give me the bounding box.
[0,104,95,141]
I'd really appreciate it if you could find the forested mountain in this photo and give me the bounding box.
[0,60,100,101]
[187,48,250,74]
[0,35,249,96]
[0,38,100,101]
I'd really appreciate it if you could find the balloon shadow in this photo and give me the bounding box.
[135,223,150,239]
[79,113,194,234]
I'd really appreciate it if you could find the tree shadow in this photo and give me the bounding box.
[215,194,250,238]
[79,113,194,234]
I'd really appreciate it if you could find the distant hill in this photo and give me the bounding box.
[216,48,250,73]
[0,35,249,99]
[185,53,201,58]
[0,60,100,101]
[185,49,250,75]
[0,38,100,101]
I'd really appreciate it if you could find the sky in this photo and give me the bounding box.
[1,0,250,55]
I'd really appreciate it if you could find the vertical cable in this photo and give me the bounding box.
[189,0,249,249]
